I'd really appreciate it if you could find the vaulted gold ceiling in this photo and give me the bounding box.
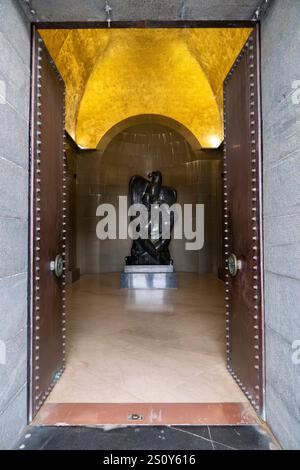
[40,28,252,149]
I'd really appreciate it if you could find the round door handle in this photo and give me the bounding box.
[228,253,242,277]
[50,254,63,278]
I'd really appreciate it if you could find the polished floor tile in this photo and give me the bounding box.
[47,273,247,403]
[17,425,278,450]
[34,402,258,426]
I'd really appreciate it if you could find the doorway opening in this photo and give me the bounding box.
[29,25,264,426]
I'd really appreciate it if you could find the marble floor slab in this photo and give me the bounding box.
[47,273,247,404]
[17,425,279,450]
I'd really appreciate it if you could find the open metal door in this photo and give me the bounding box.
[29,30,67,420]
[223,27,265,417]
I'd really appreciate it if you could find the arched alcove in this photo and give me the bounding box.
[97,114,202,152]
[39,28,252,150]
[74,119,222,274]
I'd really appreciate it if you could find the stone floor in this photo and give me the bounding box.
[17,425,278,450]
[46,273,246,404]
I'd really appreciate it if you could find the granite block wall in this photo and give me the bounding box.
[261,0,300,449]
[0,0,30,449]
[20,0,261,22]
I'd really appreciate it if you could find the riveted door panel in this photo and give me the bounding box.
[29,30,66,419]
[223,28,265,416]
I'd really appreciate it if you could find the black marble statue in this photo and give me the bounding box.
[126,171,177,265]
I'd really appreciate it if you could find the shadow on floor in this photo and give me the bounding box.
[16,425,278,450]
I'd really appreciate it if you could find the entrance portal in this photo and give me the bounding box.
[29,26,264,425]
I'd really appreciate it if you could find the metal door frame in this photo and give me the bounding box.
[28,20,265,424]
[223,26,265,418]
[28,27,67,421]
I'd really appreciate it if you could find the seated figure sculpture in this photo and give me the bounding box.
[126,171,177,265]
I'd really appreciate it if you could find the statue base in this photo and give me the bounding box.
[121,265,177,289]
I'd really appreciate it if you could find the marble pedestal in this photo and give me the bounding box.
[121,265,177,289]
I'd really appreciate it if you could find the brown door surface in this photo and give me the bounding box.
[29,31,66,420]
[223,28,265,417]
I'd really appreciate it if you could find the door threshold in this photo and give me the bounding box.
[33,402,259,426]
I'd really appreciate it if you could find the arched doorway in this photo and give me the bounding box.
[97,114,202,152]
[30,27,264,427]
[35,115,251,423]
[77,118,221,274]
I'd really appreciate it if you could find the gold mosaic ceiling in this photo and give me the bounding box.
[40,28,252,149]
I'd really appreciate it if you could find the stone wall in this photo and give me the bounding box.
[261,0,300,449]
[19,0,262,22]
[0,0,30,449]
